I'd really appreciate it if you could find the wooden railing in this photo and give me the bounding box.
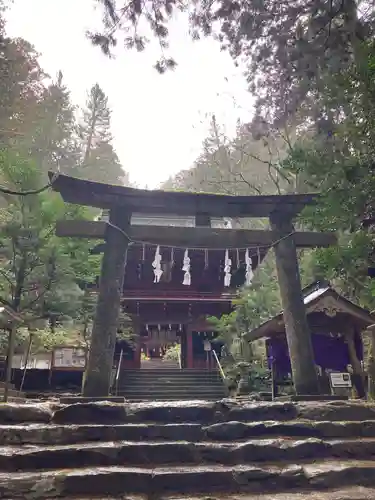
[114,349,123,396]
[212,350,226,381]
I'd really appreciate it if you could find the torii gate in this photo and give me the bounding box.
[49,173,336,398]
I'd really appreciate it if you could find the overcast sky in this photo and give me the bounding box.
[5,0,253,187]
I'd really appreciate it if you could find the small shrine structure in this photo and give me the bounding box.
[244,281,373,398]
[50,173,336,397]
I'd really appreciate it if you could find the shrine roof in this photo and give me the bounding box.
[49,172,319,218]
[243,281,375,342]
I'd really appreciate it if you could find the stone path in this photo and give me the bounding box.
[1,399,375,498]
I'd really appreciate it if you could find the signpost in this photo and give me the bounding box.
[329,372,352,388]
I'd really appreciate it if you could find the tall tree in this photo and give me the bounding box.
[31,71,80,178]
[0,149,101,326]
[78,83,127,185]
[0,35,45,155]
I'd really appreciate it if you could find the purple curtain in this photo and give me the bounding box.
[266,332,363,376]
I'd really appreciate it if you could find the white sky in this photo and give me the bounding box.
[5,0,253,187]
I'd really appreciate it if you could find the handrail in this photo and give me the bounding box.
[178,350,182,369]
[114,348,123,396]
[212,349,226,381]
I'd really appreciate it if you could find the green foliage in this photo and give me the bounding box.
[93,0,373,127]
[163,344,181,361]
[78,83,130,186]
[0,149,100,320]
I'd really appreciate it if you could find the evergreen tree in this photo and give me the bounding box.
[78,83,126,185]
[31,71,80,178]
[0,35,45,154]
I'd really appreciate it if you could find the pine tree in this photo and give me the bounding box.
[78,83,126,185]
[31,71,80,178]
[0,35,45,153]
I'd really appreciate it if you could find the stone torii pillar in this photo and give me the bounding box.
[270,212,320,395]
[83,208,131,397]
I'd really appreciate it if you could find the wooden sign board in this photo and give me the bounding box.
[53,347,86,370]
[329,372,352,388]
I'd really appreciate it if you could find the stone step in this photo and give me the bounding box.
[119,383,224,390]
[3,438,375,471]
[120,376,223,382]
[118,387,225,395]
[3,420,375,446]
[4,400,375,426]
[121,370,221,375]
[119,376,223,383]
[54,490,375,500]
[45,400,375,425]
[119,395,226,402]
[118,394,226,400]
[2,461,375,497]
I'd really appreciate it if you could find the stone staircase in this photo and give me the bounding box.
[117,368,226,400]
[141,358,180,369]
[2,399,375,498]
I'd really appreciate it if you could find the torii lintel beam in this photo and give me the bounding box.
[55,220,337,249]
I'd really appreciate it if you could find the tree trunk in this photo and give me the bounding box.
[19,332,33,394]
[4,327,17,402]
[269,212,320,395]
[83,208,131,397]
[367,327,375,399]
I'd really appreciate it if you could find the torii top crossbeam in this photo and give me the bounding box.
[49,172,318,219]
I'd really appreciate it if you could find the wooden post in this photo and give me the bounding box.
[187,329,193,369]
[271,361,278,400]
[269,212,320,395]
[83,208,131,397]
[346,330,366,398]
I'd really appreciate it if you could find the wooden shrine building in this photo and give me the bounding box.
[244,281,374,398]
[95,212,266,370]
[50,172,336,397]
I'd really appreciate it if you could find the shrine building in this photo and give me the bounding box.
[244,281,374,399]
[96,211,266,371]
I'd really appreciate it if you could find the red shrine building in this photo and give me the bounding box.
[97,212,265,371]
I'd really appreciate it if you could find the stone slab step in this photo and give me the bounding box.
[50,400,375,425]
[4,420,375,446]
[3,400,375,426]
[2,461,375,497]
[54,490,375,500]
[2,438,375,471]
[119,380,224,386]
[118,391,225,395]
[119,385,225,391]
[121,396,226,402]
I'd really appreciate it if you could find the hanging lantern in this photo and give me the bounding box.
[224,249,232,287]
[152,246,163,283]
[182,248,191,285]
